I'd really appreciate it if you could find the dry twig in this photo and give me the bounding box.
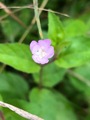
[19,0,49,43]
[0,101,43,120]
[0,2,27,28]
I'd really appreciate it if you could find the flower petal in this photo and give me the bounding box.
[39,58,49,64]
[32,55,40,64]
[46,46,54,58]
[30,41,37,52]
[31,44,40,54]
[38,39,51,50]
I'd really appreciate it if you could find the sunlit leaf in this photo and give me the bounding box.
[0,43,40,73]
[64,19,87,38]
[48,12,65,46]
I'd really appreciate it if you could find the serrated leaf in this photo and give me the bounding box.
[27,88,78,120]
[33,63,66,87]
[48,12,65,46]
[0,43,40,73]
[56,36,90,68]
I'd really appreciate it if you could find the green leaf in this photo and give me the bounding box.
[64,19,87,38]
[27,88,78,120]
[0,43,40,73]
[56,36,90,68]
[1,20,21,42]
[48,12,65,46]
[33,63,66,87]
[68,63,90,101]
[87,20,90,37]
[0,72,29,99]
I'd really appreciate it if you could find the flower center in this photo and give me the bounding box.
[36,47,46,59]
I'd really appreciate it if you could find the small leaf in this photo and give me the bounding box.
[56,36,90,68]
[48,12,65,46]
[0,43,40,73]
[33,63,66,87]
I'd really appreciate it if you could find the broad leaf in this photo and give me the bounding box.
[56,36,90,68]
[27,88,78,120]
[48,12,65,46]
[0,43,40,73]
[64,19,87,38]
[0,72,29,98]
[33,63,66,87]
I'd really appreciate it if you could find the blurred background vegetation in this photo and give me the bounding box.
[0,0,90,120]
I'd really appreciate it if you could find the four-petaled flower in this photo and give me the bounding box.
[30,39,54,64]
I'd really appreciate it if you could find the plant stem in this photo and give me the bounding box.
[39,65,43,89]
[33,0,44,88]
[33,0,43,39]
[67,69,90,87]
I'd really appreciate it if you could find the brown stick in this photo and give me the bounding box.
[0,4,70,17]
[0,2,27,29]
[19,0,49,43]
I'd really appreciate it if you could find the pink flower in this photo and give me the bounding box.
[30,39,54,64]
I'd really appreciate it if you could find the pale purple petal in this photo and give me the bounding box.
[38,39,51,49]
[30,41,37,51]
[43,39,51,46]
[39,58,49,64]
[30,39,54,64]
[32,55,49,64]
[31,44,39,54]
[46,46,54,58]
[32,55,40,64]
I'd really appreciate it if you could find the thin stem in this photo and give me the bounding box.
[67,69,90,87]
[33,0,43,39]
[0,2,27,29]
[33,0,44,89]
[0,111,5,120]
[0,4,70,17]
[39,65,43,89]
[19,0,48,43]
